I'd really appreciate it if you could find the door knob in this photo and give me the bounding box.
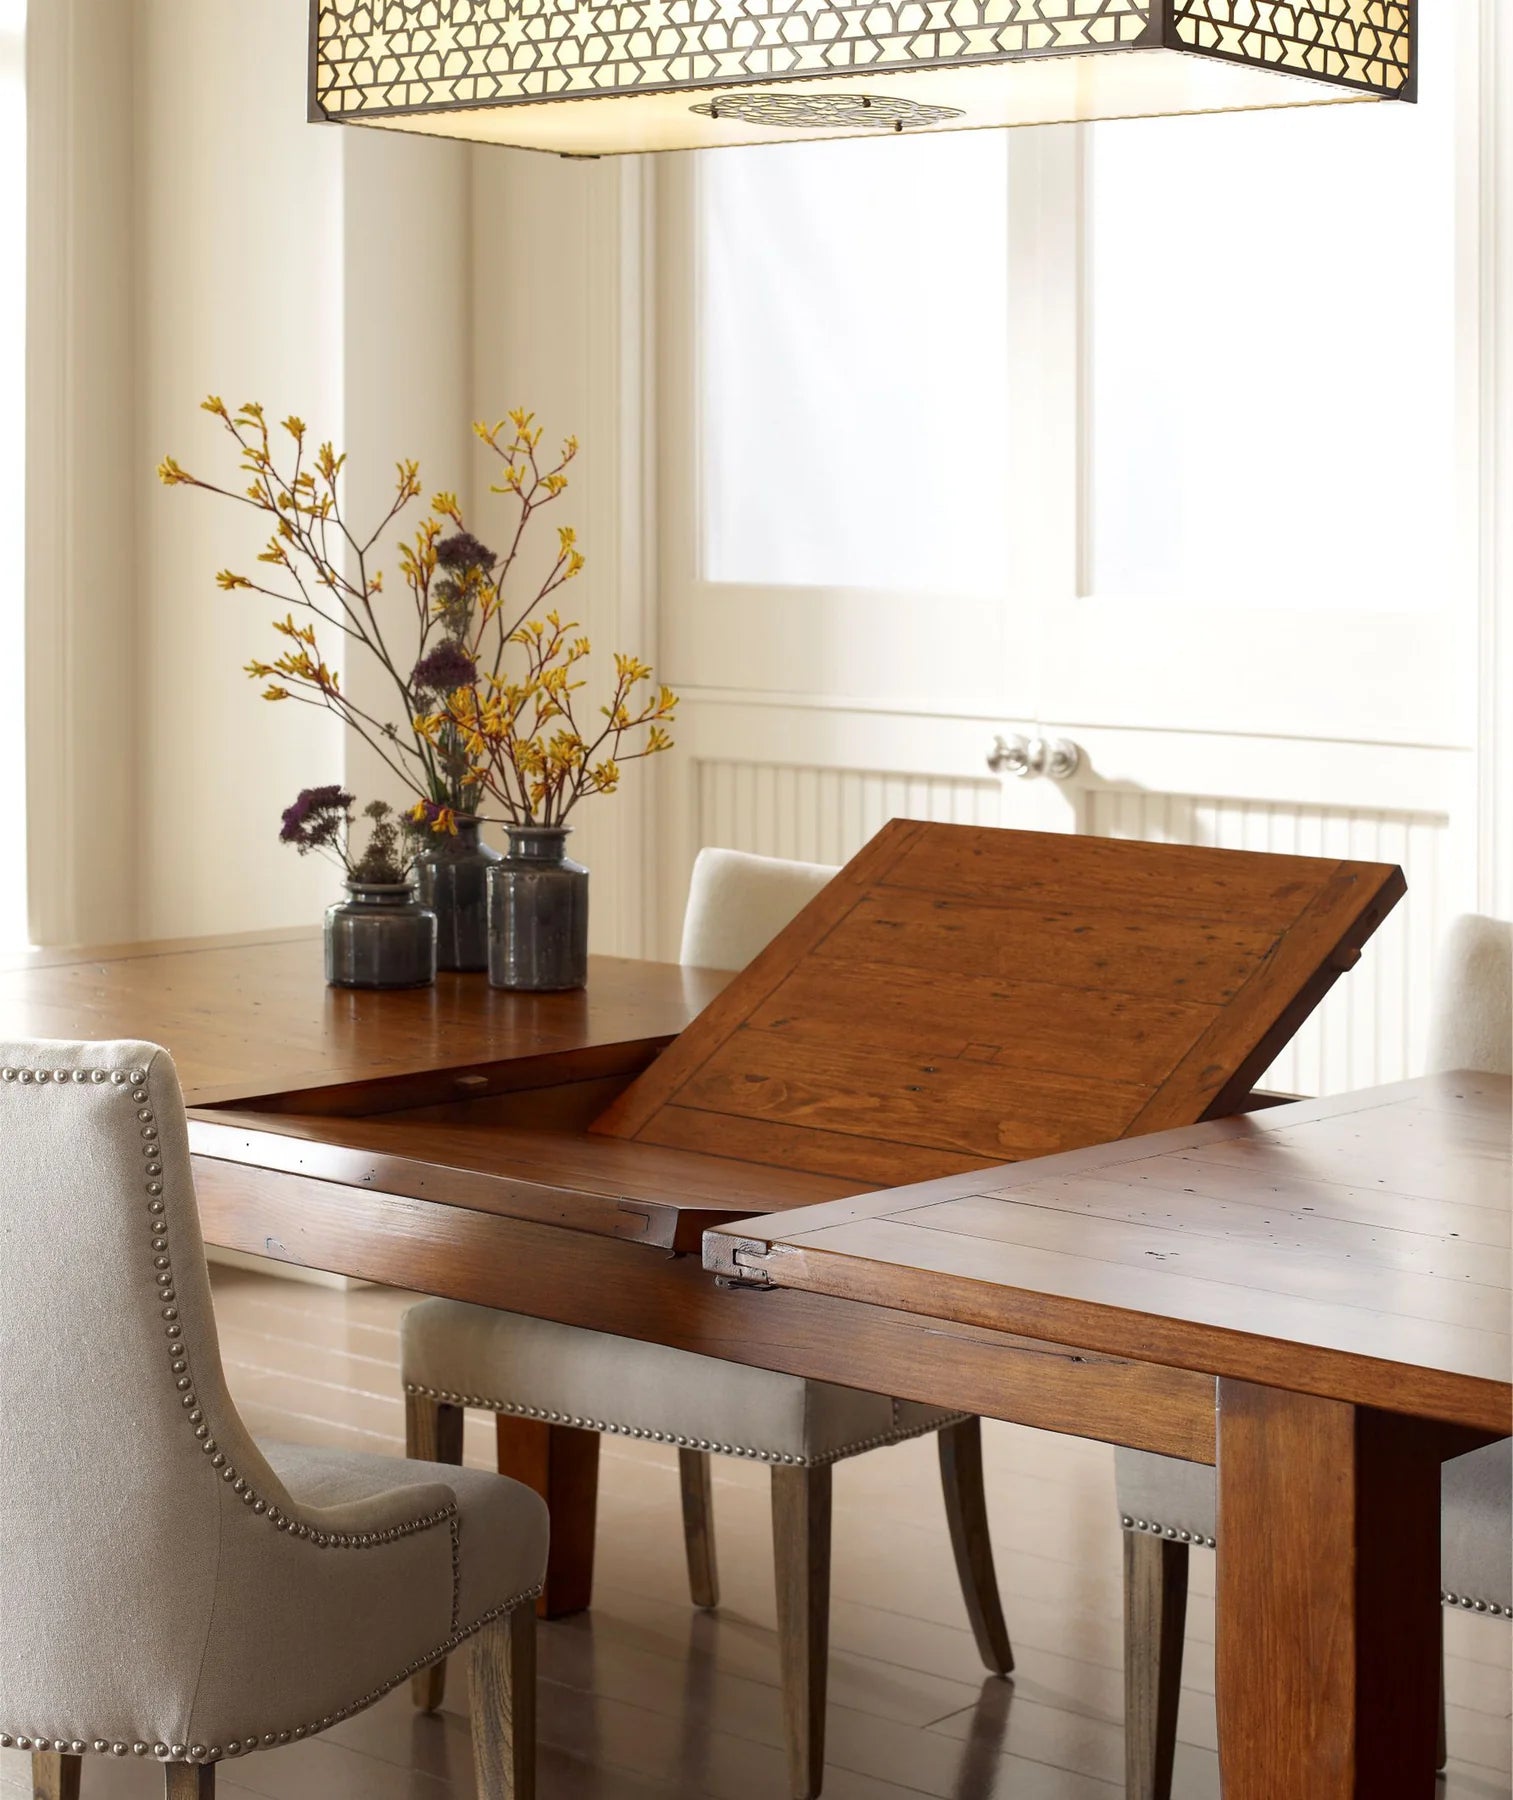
[986,734,1033,777]
[1029,736,1081,781]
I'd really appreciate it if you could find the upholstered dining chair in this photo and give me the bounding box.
[0,1038,549,1800]
[1115,913,1513,1800]
[401,846,1013,1800]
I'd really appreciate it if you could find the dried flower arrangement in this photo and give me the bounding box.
[158,401,676,844]
[278,790,419,886]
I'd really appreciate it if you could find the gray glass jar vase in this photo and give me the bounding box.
[412,816,501,973]
[486,825,589,991]
[324,882,438,990]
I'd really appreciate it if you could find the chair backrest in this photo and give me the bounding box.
[679,847,839,973]
[1427,914,1513,1076]
[0,1039,292,1734]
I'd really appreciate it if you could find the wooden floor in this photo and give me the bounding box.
[5,1267,1509,1800]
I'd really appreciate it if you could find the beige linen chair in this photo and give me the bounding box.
[401,847,1012,1800]
[1115,913,1513,1799]
[0,1037,549,1800]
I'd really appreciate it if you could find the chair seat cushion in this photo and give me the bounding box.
[1114,1440,1513,1615]
[402,1299,964,1466]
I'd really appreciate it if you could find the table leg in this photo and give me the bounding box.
[496,1414,601,1619]
[1214,1379,1441,1799]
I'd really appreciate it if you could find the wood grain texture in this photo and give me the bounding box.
[708,1075,1512,1433]
[772,1465,832,1800]
[496,1417,601,1620]
[161,1767,213,1799]
[935,1418,1013,1676]
[677,1448,719,1610]
[1123,1531,1188,1800]
[468,1608,536,1800]
[1214,1380,1443,1798]
[191,1154,1218,1461]
[29,1752,80,1800]
[187,1103,856,1253]
[595,822,1402,1184]
[0,933,724,1107]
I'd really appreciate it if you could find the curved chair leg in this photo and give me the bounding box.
[30,1751,81,1800]
[163,1765,215,1798]
[407,1391,465,1711]
[679,1447,720,1609]
[470,1605,537,1800]
[1123,1529,1188,1800]
[936,1419,1013,1675]
[772,1464,832,1800]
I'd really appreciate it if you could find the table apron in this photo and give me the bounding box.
[193,1154,1218,1464]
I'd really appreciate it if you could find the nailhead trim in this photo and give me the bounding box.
[2,1056,514,1762]
[1120,1514,1513,1614]
[1120,1514,1216,1549]
[404,1380,970,1469]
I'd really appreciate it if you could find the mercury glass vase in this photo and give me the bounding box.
[486,825,589,991]
[324,882,438,990]
[412,816,501,972]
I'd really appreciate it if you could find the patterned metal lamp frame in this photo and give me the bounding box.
[310,0,1415,155]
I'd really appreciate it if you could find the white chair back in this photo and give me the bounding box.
[0,1039,290,1738]
[1426,914,1513,1076]
[679,847,839,972]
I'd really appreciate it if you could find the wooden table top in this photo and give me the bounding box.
[0,929,727,1107]
[597,820,1405,1182]
[705,1073,1513,1435]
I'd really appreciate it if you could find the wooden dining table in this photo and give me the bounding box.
[705,1070,1513,1800]
[0,822,1472,1797]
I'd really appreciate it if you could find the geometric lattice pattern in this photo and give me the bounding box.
[1171,0,1413,98]
[689,91,963,127]
[309,0,1415,129]
[311,0,1157,112]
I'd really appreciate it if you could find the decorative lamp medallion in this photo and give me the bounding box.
[310,0,1416,156]
[689,93,964,132]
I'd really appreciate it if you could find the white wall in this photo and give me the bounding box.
[27,2,487,944]
[134,0,344,940]
[469,152,655,954]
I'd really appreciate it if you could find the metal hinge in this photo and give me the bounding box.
[704,1232,778,1290]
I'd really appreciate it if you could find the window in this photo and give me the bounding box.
[1085,86,1458,613]
[0,0,23,947]
[697,132,1013,598]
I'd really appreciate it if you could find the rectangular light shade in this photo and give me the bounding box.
[310,1,1415,156]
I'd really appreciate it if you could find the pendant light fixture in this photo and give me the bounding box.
[309,1,1414,157]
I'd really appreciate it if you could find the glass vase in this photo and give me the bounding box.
[486,825,589,991]
[324,882,438,990]
[412,816,501,972]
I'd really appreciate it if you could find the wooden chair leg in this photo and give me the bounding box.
[470,1605,537,1800]
[1124,1529,1188,1800]
[936,1418,1013,1675]
[407,1391,465,1711]
[497,1415,601,1620]
[679,1447,720,1610]
[163,1765,215,1798]
[771,1464,832,1800]
[30,1751,81,1800]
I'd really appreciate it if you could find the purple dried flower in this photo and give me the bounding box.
[434,531,497,573]
[279,785,353,851]
[411,640,479,695]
